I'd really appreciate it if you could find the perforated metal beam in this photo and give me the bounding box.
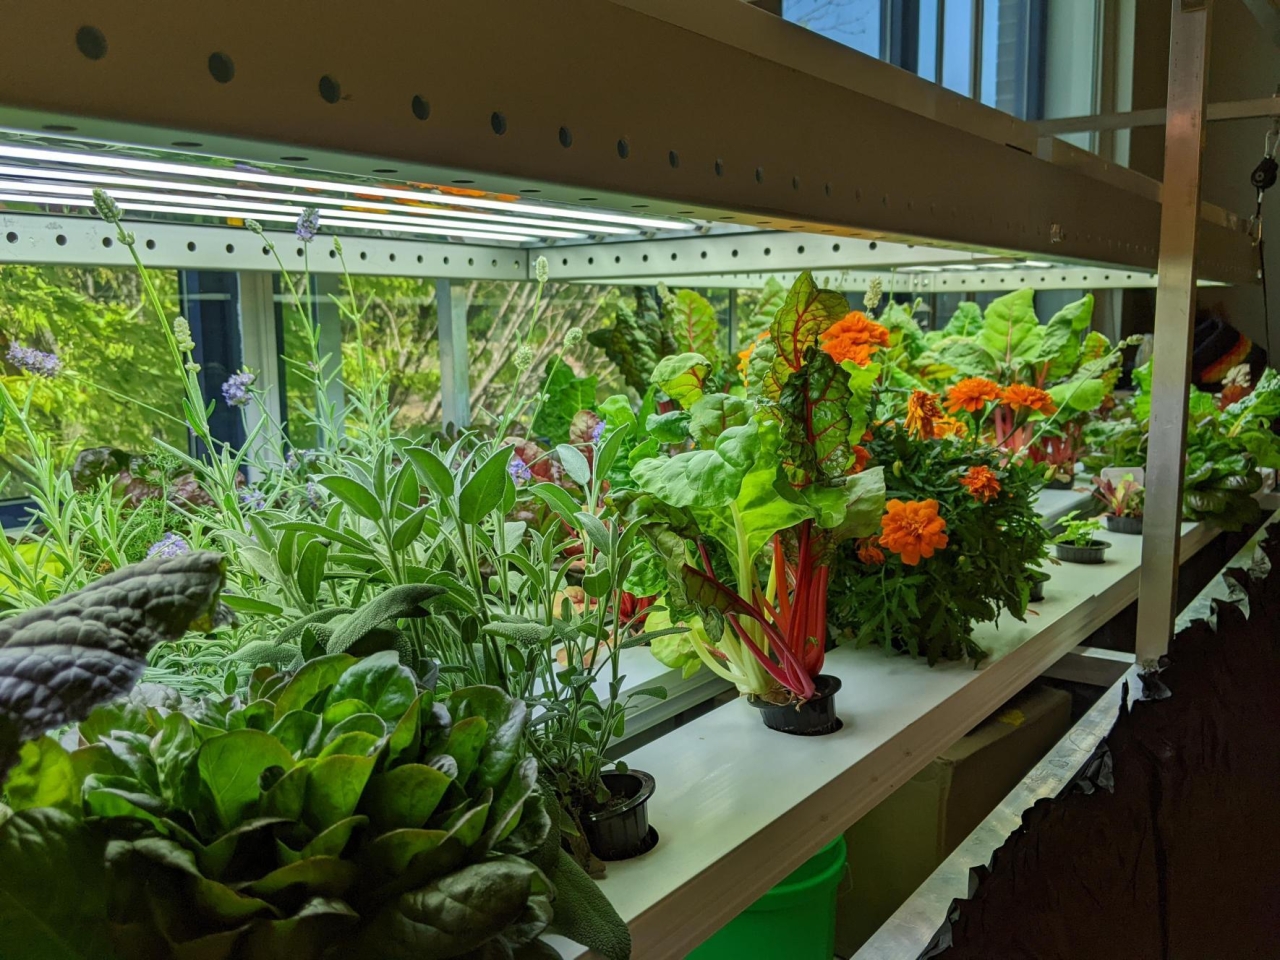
[0,0,1256,284]
[0,212,526,280]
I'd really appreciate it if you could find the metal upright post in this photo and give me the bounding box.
[1134,0,1213,668]
[435,279,472,430]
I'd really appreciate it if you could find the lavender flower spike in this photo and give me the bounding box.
[590,419,607,443]
[221,370,256,408]
[6,343,61,378]
[296,207,321,243]
[146,532,190,560]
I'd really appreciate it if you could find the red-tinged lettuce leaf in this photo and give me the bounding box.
[768,271,849,389]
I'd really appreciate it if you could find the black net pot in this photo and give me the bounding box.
[1103,514,1144,535]
[1029,577,1046,602]
[1055,540,1111,564]
[583,769,658,861]
[749,674,843,736]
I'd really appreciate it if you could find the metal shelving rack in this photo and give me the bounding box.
[0,1,1269,956]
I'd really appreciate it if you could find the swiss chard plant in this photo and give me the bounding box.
[0,650,631,960]
[1094,473,1145,518]
[629,272,886,703]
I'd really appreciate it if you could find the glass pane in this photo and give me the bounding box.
[470,281,634,430]
[917,0,939,83]
[278,275,443,444]
[782,0,882,57]
[941,0,975,95]
[980,0,1035,119]
[1,265,185,502]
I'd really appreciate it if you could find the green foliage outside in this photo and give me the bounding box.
[1,265,185,499]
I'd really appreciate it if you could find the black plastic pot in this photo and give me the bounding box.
[749,674,843,736]
[1055,539,1111,564]
[1029,577,1046,602]
[1103,514,1144,535]
[1046,476,1076,491]
[582,770,658,861]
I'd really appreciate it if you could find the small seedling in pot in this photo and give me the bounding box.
[1053,511,1110,563]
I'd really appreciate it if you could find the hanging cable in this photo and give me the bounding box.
[1250,119,1278,361]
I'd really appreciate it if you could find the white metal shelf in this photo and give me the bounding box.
[0,0,1255,284]
[555,518,1221,960]
[0,212,1227,293]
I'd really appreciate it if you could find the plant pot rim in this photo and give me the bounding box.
[746,673,842,708]
[585,769,655,823]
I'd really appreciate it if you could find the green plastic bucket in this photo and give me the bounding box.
[687,835,848,960]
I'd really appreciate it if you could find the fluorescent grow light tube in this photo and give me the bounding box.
[0,180,584,238]
[0,164,635,235]
[0,144,694,231]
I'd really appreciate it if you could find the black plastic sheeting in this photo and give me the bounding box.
[924,531,1280,960]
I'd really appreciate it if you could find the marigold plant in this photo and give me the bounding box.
[945,377,1002,414]
[818,311,891,367]
[879,498,949,565]
[959,465,1002,503]
[829,425,1050,664]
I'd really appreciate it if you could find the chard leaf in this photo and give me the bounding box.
[651,352,711,409]
[665,289,721,364]
[632,422,760,509]
[977,288,1041,367]
[767,271,848,393]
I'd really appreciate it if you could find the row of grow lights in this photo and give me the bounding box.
[0,137,700,244]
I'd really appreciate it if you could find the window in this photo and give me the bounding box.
[781,0,882,57]
[780,0,1046,120]
[1,264,186,504]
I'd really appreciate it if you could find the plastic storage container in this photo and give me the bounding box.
[688,835,848,960]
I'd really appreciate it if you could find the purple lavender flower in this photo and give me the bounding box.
[146,532,190,560]
[285,447,317,471]
[6,343,61,378]
[590,419,607,443]
[296,207,321,243]
[221,370,255,408]
[306,480,323,509]
[240,488,267,511]
[508,454,533,484]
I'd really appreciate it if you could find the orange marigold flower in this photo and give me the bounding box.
[959,465,1002,503]
[856,537,886,565]
[851,444,871,474]
[904,390,943,440]
[879,498,949,566]
[945,377,1002,414]
[934,416,968,439]
[819,311,891,367]
[1001,383,1057,415]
